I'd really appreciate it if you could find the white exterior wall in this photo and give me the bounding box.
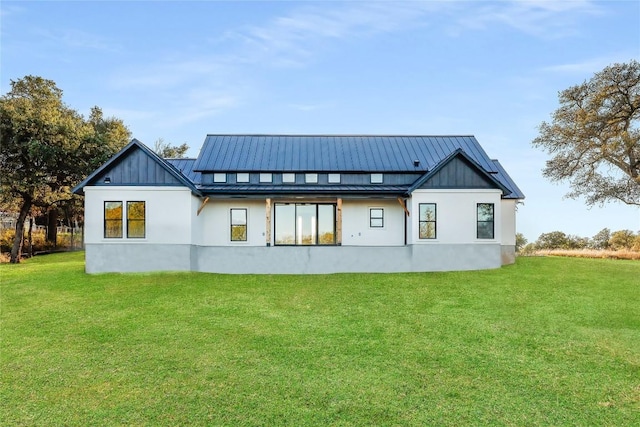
[83,186,193,244]
[500,199,517,246]
[409,189,503,244]
[196,199,267,246]
[83,186,195,273]
[82,187,513,273]
[341,199,405,246]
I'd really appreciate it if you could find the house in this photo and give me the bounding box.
[73,135,524,274]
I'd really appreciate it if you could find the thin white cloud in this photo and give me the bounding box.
[541,54,637,75]
[453,0,602,39]
[33,28,120,52]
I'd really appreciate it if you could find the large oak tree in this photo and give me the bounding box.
[0,76,130,263]
[532,60,640,206]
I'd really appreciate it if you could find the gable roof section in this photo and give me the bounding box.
[72,139,201,195]
[165,158,202,184]
[491,160,525,199]
[192,135,500,173]
[407,149,511,196]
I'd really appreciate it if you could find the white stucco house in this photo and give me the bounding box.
[73,135,524,274]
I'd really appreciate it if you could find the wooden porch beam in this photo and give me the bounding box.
[397,197,409,216]
[197,196,210,216]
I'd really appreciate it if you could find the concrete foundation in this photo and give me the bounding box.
[85,243,503,274]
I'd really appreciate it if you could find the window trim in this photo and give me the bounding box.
[419,203,437,239]
[477,203,495,239]
[230,208,248,242]
[126,201,146,239]
[104,201,123,238]
[369,208,384,228]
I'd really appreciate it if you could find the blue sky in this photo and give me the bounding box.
[2,0,639,242]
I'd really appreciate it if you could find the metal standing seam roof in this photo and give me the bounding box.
[165,158,201,184]
[192,135,500,173]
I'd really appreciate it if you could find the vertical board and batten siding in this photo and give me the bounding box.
[93,149,185,186]
[419,156,497,189]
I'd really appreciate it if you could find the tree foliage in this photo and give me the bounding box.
[0,76,130,262]
[154,138,189,158]
[532,60,640,206]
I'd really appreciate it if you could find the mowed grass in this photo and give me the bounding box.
[1,253,639,426]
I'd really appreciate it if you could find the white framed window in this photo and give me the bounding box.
[328,173,341,183]
[419,203,437,239]
[237,173,249,183]
[230,208,247,241]
[370,208,384,228]
[282,173,296,183]
[305,173,318,183]
[260,173,272,183]
[477,203,495,239]
[371,173,383,184]
[213,173,226,183]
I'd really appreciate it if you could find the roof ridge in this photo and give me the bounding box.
[204,134,476,138]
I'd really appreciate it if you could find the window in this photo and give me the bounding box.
[274,203,335,245]
[213,173,226,183]
[282,173,296,183]
[230,209,247,241]
[260,173,272,183]
[371,173,383,184]
[477,203,495,239]
[104,201,123,238]
[328,173,341,183]
[370,208,384,228]
[305,173,318,183]
[236,173,249,183]
[419,203,437,239]
[127,201,145,238]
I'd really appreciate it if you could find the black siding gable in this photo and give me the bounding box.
[419,155,497,190]
[92,148,184,186]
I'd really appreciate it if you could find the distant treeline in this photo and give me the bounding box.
[518,228,640,253]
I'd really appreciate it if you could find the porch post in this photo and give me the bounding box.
[336,198,342,245]
[265,198,272,246]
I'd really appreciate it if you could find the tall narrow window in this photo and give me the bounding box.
[477,203,494,239]
[104,201,123,238]
[127,201,146,238]
[419,203,436,239]
[230,209,247,241]
[370,208,384,228]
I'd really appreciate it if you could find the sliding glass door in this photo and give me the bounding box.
[274,203,335,245]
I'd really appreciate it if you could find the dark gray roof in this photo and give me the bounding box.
[165,158,201,184]
[491,160,525,199]
[193,135,500,173]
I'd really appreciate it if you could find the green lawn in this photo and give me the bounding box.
[1,253,638,426]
